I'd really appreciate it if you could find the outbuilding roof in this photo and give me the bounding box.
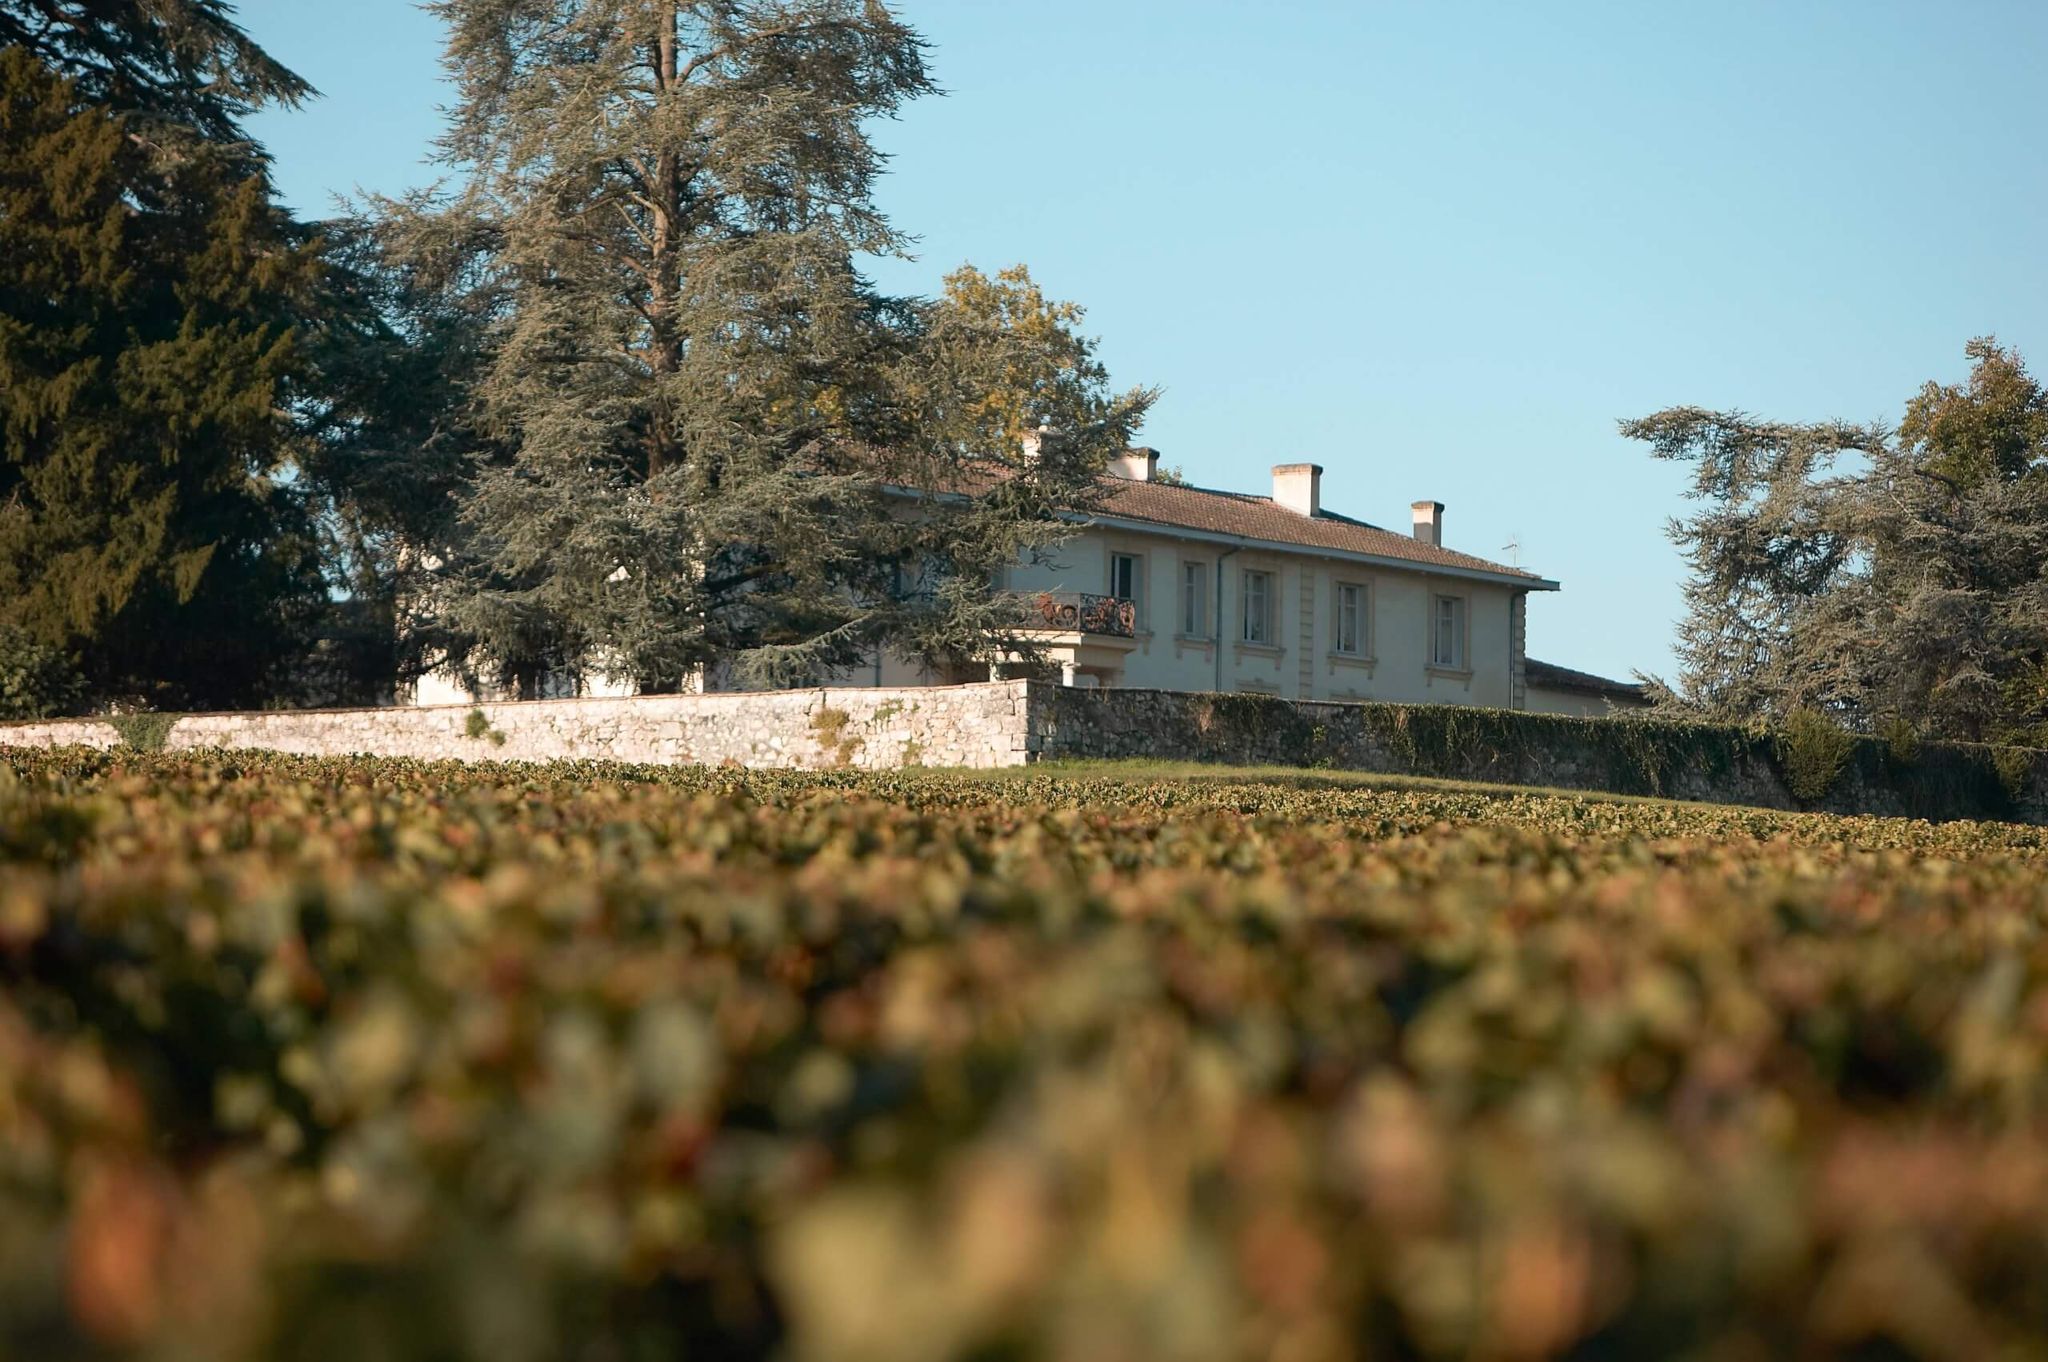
[1524,658,1647,702]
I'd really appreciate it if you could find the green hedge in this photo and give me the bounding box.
[1048,689,2041,823]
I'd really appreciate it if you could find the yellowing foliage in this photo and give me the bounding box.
[919,264,1115,459]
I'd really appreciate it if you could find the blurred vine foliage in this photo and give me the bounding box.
[9,753,2048,1359]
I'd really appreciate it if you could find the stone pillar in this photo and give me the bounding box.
[1060,660,1078,688]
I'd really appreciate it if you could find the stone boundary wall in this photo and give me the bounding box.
[0,682,1034,770]
[7,680,2048,822]
[1025,686,2048,824]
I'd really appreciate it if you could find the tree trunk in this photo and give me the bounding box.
[646,1,681,485]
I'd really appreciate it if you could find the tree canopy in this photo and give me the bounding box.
[1626,338,2048,746]
[0,0,311,137]
[399,0,1152,695]
[0,0,1155,711]
[0,6,328,710]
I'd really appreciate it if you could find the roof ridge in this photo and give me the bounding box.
[1103,479,1383,531]
[1525,658,1643,693]
[1310,508,1387,532]
[1090,475,1542,582]
[1116,477,1269,504]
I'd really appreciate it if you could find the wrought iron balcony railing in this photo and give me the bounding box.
[1006,590,1137,639]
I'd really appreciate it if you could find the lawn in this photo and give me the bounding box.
[976,755,1769,810]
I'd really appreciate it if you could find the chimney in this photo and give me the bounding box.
[1272,463,1322,517]
[1020,424,1052,462]
[1411,500,1444,546]
[1111,447,1160,482]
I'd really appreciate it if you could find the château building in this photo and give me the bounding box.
[413,451,1644,717]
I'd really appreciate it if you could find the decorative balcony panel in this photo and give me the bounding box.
[1006,591,1137,639]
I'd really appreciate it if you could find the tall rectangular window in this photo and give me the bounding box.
[1109,553,1141,622]
[1181,561,1208,637]
[1335,582,1364,655]
[1431,594,1466,668]
[1242,569,1274,645]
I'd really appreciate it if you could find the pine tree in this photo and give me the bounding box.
[413,0,1151,694]
[0,4,328,708]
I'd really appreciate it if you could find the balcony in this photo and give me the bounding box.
[1006,591,1137,639]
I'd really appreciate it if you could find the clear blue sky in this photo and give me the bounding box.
[237,0,2048,683]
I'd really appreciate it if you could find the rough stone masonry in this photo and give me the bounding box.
[0,682,1037,770]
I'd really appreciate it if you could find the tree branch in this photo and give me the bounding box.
[674,19,860,85]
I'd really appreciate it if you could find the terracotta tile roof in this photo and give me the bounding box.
[1087,477,1549,583]
[1525,658,1646,700]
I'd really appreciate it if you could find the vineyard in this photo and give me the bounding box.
[7,749,2048,1360]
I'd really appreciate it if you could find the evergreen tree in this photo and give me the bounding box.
[0,0,309,138]
[293,205,505,701]
[0,3,327,708]
[414,0,1150,694]
[1625,338,2048,745]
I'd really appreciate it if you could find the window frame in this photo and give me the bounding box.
[1429,592,1468,671]
[1242,568,1275,645]
[1180,559,1209,639]
[1333,579,1368,657]
[1108,549,1144,628]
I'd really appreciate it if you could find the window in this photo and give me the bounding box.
[1109,552,1142,622]
[1181,560,1208,637]
[1431,594,1466,669]
[1335,581,1365,656]
[1242,569,1274,644]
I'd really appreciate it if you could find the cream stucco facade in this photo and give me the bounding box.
[974,528,1529,705]
[848,460,1569,708]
